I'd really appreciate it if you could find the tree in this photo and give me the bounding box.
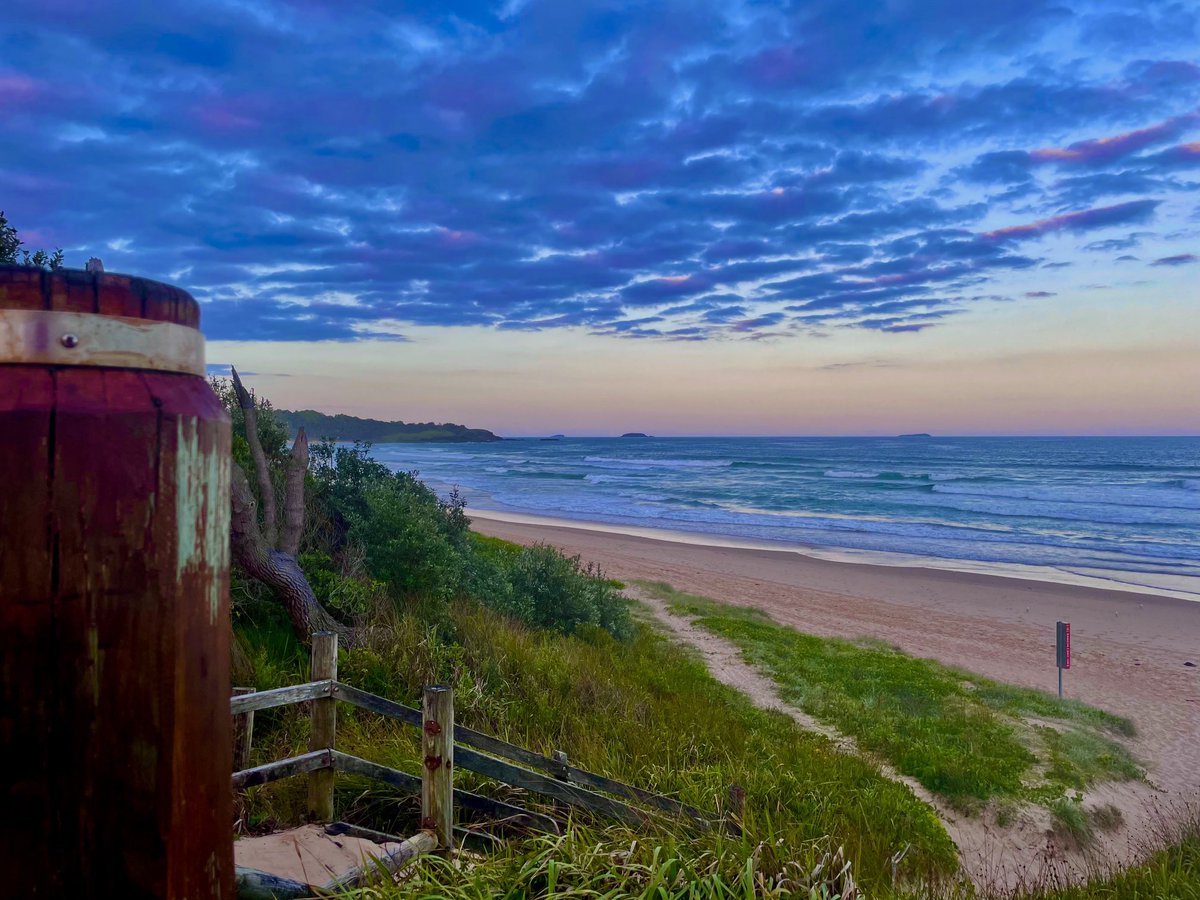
[226,367,344,642]
[0,211,64,269]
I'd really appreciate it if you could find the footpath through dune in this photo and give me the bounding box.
[623,582,1176,894]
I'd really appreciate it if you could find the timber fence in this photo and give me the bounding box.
[230,631,730,890]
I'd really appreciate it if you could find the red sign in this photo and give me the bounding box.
[1056,621,1071,670]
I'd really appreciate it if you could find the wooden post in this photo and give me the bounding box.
[232,687,256,772]
[551,750,570,817]
[421,685,454,855]
[307,632,337,822]
[0,266,233,898]
[727,783,746,822]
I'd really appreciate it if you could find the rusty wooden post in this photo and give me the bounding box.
[0,265,233,897]
[307,631,338,822]
[421,685,454,854]
[232,687,256,772]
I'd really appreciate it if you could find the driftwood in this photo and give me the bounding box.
[228,367,343,642]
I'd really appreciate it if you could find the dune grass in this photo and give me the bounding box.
[234,596,958,893]
[636,581,1141,814]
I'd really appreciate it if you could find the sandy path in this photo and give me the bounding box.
[475,513,1200,891]
[631,585,1132,891]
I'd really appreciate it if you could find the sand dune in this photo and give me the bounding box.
[471,512,1200,843]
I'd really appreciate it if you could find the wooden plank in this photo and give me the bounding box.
[232,750,332,790]
[332,681,421,726]
[232,687,256,772]
[454,722,567,774]
[235,830,438,899]
[459,723,712,827]
[230,679,332,714]
[421,685,454,854]
[328,821,500,855]
[331,680,716,828]
[330,752,559,834]
[307,633,338,823]
[324,830,437,890]
[565,765,714,829]
[234,866,313,900]
[455,746,651,829]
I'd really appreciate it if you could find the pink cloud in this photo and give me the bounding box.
[982,199,1159,241]
[1030,113,1198,165]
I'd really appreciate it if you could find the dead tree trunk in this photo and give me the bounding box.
[229,367,344,643]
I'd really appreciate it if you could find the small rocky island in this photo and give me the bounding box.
[621,432,651,438]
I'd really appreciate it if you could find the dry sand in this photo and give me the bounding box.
[471,511,1200,886]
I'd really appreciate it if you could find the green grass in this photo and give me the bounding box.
[637,581,1141,813]
[229,580,1200,899]
[234,598,958,892]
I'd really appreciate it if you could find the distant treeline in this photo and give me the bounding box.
[278,409,500,443]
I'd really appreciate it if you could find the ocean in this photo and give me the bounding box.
[368,436,1200,599]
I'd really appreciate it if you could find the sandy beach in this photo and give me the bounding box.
[471,511,1200,811]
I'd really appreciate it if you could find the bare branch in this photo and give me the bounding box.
[230,462,345,642]
[231,365,279,548]
[280,427,308,557]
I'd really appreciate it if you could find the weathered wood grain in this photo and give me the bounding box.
[233,687,256,772]
[331,680,716,828]
[330,751,560,834]
[234,830,438,898]
[230,679,333,714]
[308,633,338,822]
[232,750,333,790]
[422,685,455,854]
[333,681,421,726]
[455,746,652,829]
[1,266,233,899]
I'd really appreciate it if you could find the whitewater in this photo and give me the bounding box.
[368,436,1200,599]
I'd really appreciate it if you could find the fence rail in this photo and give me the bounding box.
[231,632,728,849]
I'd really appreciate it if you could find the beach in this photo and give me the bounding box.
[471,510,1200,808]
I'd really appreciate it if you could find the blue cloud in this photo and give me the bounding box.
[1,0,1196,342]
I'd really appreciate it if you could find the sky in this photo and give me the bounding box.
[2,0,1198,435]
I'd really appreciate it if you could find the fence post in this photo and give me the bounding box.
[726,783,746,833]
[307,631,337,823]
[232,687,256,772]
[422,685,454,854]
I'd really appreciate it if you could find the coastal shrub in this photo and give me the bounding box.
[350,474,471,603]
[296,551,384,619]
[502,544,633,640]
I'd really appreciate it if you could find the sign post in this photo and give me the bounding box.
[1056,621,1071,697]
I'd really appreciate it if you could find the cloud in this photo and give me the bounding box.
[1029,113,1199,166]
[1149,253,1197,266]
[982,200,1160,242]
[0,0,1196,344]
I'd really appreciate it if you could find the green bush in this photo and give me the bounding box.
[503,544,632,639]
[297,551,385,618]
[350,474,472,603]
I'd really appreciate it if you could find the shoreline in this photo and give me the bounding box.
[469,509,1200,812]
[466,507,1200,603]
